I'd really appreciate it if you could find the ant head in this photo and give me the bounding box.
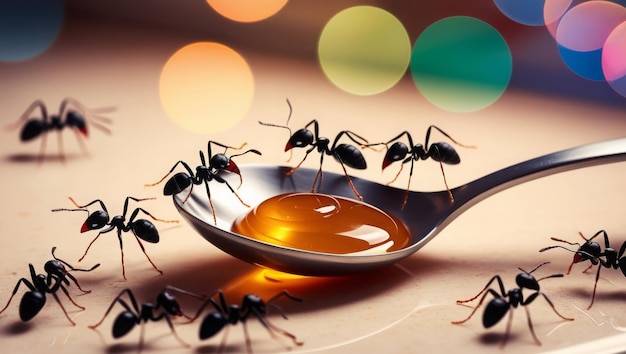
[575,241,601,262]
[157,291,183,316]
[65,111,88,136]
[382,142,409,169]
[515,272,540,291]
[209,153,240,175]
[286,128,314,151]
[81,210,109,232]
[44,260,67,278]
[242,294,266,314]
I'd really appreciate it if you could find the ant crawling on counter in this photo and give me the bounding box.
[260,98,370,200]
[367,126,474,208]
[451,262,573,347]
[0,247,100,325]
[540,229,626,309]
[5,97,113,162]
[89,286,194,350]
[52,196,178,280]
[186,289,303,353]
[146,140,261,225]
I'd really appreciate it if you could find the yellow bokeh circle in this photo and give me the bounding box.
[159,42,254,134]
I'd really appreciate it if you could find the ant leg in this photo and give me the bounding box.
[251,307,303,347]
[131,208,178,225]
[523,306,541,346]
[65,273,91,294]
[212,176,250,208]
[456,275,506,304]
[425,125,475,149]
[286,153,310,176]
[587,265,602,309]
[400,161,415,209]
[451,288,501,325]
[145,161,194,187]
[218,325,231,353]
[89,289,138,329]
[163,314,190,347]
[500,309,513,348]
[78,232,104,262]
[116,232,128,281]
[539,293,574,321]
[68,197,108,211]
[243,321,253,354]
[431,145,454,202]
[335,156,362,201]
[72,129,89,156]
[204,180,217,225]
[57,131,67,164]
[132,235,163,276]
[58,284,85,310]
[37,130,48,164]
[51,292,76,326]
[0,278,37,314]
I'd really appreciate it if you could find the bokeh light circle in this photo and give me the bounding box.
[410,16,512,112]
[318,6,411,96]
[544,0,573,38]
[206,0,288,23]
[159,42,254,134]
[556,1,626,52]
[494,0,547,26]
[603,22,626,96]
[0,0,64,62]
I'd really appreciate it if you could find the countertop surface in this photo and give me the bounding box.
[1,18,626,354]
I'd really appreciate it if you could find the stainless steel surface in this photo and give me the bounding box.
[174,137,626,276]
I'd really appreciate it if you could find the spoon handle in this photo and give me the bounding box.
[455,137,626,206]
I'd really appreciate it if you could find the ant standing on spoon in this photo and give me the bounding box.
[540,229,626,309]
[52,196,178,280]
[260,99,370,200]
[146,140,261,225]
[0,247,100,325]
[452,262,573,347]
[368,125,474,208]
[5,97,113,162]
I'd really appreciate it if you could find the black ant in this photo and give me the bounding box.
[260,99,369,200]
[52,196,178,280]
[146,141,261,225]
[187,289,303,353]
[89,287,194,350]
[540,229,626,309]
[0,247,100,325]
[452,262,573,347]
[368,126,474,208]
[5,97,113,162]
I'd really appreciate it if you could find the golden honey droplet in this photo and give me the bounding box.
[232,192,411,255]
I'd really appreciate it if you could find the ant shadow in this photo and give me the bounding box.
[1,321,34,335]
[479,331,520,346]
[4,152,83,164]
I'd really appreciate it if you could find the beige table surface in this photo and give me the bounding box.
[1,16,626,354]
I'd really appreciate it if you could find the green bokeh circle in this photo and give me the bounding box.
[411,16,512,112]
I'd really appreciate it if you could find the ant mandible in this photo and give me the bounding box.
[89,287,194,350]
[187,289,303,353]
[540,229,626,309]
[369,125,474,208]
[146,140,261,225]
[260,99,369,200]
[52,196,178,280]
[0,247,100,325]
[5,97,113,162]
[452,262,573,347]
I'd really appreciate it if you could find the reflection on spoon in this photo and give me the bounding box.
[174,137,626,276]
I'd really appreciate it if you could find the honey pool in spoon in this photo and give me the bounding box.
[232,192,411,255]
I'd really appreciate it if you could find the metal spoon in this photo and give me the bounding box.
[174,137,626,276]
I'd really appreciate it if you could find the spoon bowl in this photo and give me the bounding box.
[174,138,626,276]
